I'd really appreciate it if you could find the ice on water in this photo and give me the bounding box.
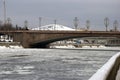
[0,48,119,80]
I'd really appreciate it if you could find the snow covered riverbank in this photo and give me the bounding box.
[0,45,23,49]
[51,45,120,51]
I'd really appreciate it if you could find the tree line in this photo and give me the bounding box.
[0,18,28,31]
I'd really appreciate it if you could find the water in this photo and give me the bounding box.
[0,48,119,80]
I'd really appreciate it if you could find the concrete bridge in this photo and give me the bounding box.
[0,30,120,48]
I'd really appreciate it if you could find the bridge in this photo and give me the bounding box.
[0,30,120,48]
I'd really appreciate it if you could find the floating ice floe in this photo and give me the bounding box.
[0,65,34,75]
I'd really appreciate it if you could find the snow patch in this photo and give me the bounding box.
[50,45,75,48]
[0,45,23,49]
[23,66,35,69]
[9,45,23,49]
[0,46,8,49]
[32,24,75,31]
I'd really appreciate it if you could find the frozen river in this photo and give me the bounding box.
[0,48,119,80]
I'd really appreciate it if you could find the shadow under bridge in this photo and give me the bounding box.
[30,36,82,48]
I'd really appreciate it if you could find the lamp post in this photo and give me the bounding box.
[113,20,118,31]
[104,17,109,31]
[54,19,57,30]
[74,17,79,30]
[86,20,90,31]
[3,0,7,25]
[39,17,42,30]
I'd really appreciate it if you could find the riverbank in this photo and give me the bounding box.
[0,42,23,49]
[50,45,120,51]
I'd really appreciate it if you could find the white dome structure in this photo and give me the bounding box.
[32,24,75,31]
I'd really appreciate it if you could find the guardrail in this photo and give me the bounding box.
[106,53,120,80]
[89,52,120,80]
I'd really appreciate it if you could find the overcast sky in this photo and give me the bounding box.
[0,0,120,30]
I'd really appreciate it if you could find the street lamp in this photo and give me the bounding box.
[74,17,79,30]
[39,17,42,30]
[104,17,109,31]
[113,20,118,31]
[3,0,7,25]
[86,20,90,31]
[54,19,57,30]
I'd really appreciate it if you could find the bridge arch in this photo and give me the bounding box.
[30,36,120,48]
[30,36,83,48]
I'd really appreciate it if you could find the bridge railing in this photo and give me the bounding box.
[89,52,120,80]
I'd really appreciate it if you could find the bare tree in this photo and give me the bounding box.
[113,20,118,31]
[104,17,109,31]
[86,20,90,31]
[74,17,79,30]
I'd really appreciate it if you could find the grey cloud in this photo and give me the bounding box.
[0,0,119,30]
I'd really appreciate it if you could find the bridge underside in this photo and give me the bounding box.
[29,37,120,48]
[30,37,78,48]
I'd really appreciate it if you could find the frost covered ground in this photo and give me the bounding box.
[0,48,119,80]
